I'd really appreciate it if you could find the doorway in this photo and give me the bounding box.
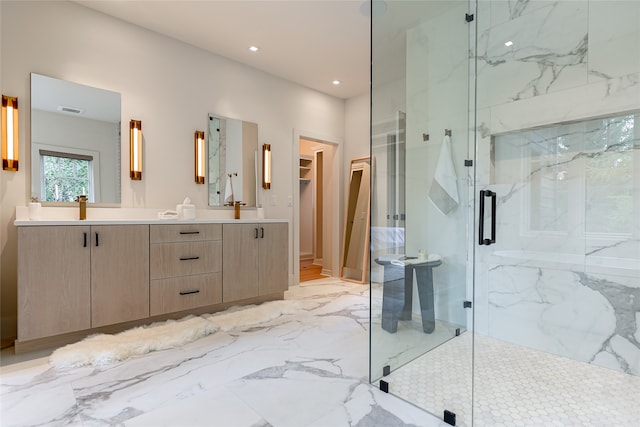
[298,138,336,282]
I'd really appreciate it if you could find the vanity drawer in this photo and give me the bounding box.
[150,241,222,279]
[150,223,222,243]
[150,273,222,316]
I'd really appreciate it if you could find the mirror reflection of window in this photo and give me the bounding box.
[30,73,121,205]
[40,150,95,202]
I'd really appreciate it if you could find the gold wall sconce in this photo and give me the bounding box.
[129,119,142,180]
[2,95,19,171]
[262,143,271,189]
[195,130,205,184]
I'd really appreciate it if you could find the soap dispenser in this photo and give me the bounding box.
[76,195,87,220]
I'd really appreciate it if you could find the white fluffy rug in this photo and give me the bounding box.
[49,300,310,370]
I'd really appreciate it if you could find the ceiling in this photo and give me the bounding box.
[74,1,455,100]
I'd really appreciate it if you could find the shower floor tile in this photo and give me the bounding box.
[384,333,640,426]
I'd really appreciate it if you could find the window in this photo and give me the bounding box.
[40,150,94,202]
[492,111,637,240]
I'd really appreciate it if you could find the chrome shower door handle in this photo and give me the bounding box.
[479,189,496,246]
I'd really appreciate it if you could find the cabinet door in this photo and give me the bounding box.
[91,225,149,327]
[222,223,259,302]
[259,222,289,295]
[18,226,91,341]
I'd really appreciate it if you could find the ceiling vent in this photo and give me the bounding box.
[57,105,84,115]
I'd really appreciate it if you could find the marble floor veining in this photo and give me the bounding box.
[5,276,637,426]
[0,278,446,427]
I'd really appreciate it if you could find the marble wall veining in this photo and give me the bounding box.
[473,0,640,376]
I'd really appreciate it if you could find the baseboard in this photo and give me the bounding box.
[1,338,16,350]
[14,293,285,354]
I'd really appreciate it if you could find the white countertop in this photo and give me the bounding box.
[15,218,287,226]
[14,206,287,226]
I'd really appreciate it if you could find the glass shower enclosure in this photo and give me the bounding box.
[370,1,640,425]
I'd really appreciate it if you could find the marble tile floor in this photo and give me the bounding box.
[0,278,447,427]
[384,332,640,427]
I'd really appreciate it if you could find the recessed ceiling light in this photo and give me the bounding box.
[504,41,513,47]
[249,46,259,52]
[332,80,341,85]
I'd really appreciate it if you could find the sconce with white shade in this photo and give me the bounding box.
[262,143,271,189]
[129,119,142,180]
[2,95,19,171]
[195,130,205,184]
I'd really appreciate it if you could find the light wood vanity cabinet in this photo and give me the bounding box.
[18,225,149,341]
[16,220,287,348]
[91,225,150,327]
[18,226,91,341]
[223,222,288,302]
[149,224,222,316]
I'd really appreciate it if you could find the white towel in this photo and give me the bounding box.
[224,175,234,204]
[390,254,442,266]
[429,135,459,215]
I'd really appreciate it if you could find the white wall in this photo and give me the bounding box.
[0,0,349,342]
[344,92,371,272]
[31,109,120,203]
[344,92,370,171]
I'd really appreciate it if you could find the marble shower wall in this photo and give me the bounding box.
[473,0,640,376]
[404,2,471,329]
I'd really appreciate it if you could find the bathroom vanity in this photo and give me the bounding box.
[14,215,288,352]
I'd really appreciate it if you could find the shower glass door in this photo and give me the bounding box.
[472,0,640,425]
[370,0,474,422]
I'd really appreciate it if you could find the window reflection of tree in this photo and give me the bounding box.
[41,151,93,202]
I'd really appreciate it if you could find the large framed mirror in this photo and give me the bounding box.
[208,114,258,207]
[30,73,121,204]
[341,157,371,283]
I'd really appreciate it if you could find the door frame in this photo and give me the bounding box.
[292,129,343,285]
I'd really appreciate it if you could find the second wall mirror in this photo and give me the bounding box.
[208,114,258,207]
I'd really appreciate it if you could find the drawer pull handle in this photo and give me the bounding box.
[179,231,200,235]
[179,256,200,261]
[83,232,87,247]
[179,289,200,296]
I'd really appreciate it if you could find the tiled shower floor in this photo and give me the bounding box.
[383,332,640,426]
